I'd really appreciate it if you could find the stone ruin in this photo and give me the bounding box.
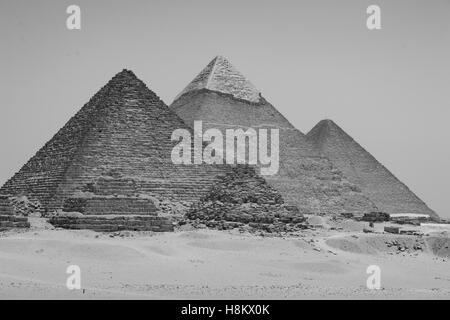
[0,195,30,231]
[170,56,379,217]
[185,165,307,233]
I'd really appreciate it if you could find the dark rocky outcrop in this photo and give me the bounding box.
[361,212,390,222]
[0,195,30,231]
[186,166,307,232]
[62,196,157,215]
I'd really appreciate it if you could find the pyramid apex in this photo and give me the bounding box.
[114,68,137,78]
[212,55,229,62]
[314,119,342,132]
[318,119,336,125]
[173,56,261,103]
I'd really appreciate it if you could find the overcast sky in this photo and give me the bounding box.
[0,0,449,217]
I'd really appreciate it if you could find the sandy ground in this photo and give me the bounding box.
[0,216,449,299]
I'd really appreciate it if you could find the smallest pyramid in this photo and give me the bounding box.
[174,56,262,103]
[187,166,306,232]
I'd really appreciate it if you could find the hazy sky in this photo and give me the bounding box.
[0,0,449,217]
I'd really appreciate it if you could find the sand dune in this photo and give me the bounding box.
[0,218,449,299]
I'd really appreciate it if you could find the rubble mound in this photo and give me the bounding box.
[8,196,42,216]
[0,195,30,231]
[186,166,307,232]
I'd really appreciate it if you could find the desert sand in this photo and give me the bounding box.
[0,216,449,299]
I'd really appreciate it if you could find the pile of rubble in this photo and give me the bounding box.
[185,166,307,233]
[385,239,425,254]
[0,195,30,231]
[8,196,42,216]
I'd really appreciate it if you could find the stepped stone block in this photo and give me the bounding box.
[0,215,30,231]
[62,197,158,215]
[49,215,173,232]
[0,196,31,231]
[0,69,231,216]
[0,195,15,215]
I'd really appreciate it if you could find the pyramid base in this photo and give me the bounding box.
[0,215,30,231]
[48,215,174,232]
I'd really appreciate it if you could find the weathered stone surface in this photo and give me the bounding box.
[0,195,15,215]
[306,119,438,220]
[186,165,307,232]
[8,196,42,216]
[62,196,158,215]
[0,214,30,231]
[171,56,377,216]
[384,226,400,234]
[49,215,173,232]
[0,195,31,231]
[361,212,390,222]
[174,56,261,103]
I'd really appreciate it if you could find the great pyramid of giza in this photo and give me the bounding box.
[0,69,231,223]
[170,56,377,215]
[306,119,438,220]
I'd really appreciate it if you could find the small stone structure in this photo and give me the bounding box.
[49,194,173,232]
[49,214,173,232]
[186,166,307,232]
[361,212,390,222]
[384,226,400,234]
[62,196,158,215]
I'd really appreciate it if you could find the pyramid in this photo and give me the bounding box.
[187,165,306,232]
[170,56,377,215]
[306,119,438,220]
[174,55,261,103]
[0,69,232,229]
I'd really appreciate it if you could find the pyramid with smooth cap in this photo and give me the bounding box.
[175,55,261,103]
[0,69,235,231]
[171,56,378,215]
[307,119,438,220]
